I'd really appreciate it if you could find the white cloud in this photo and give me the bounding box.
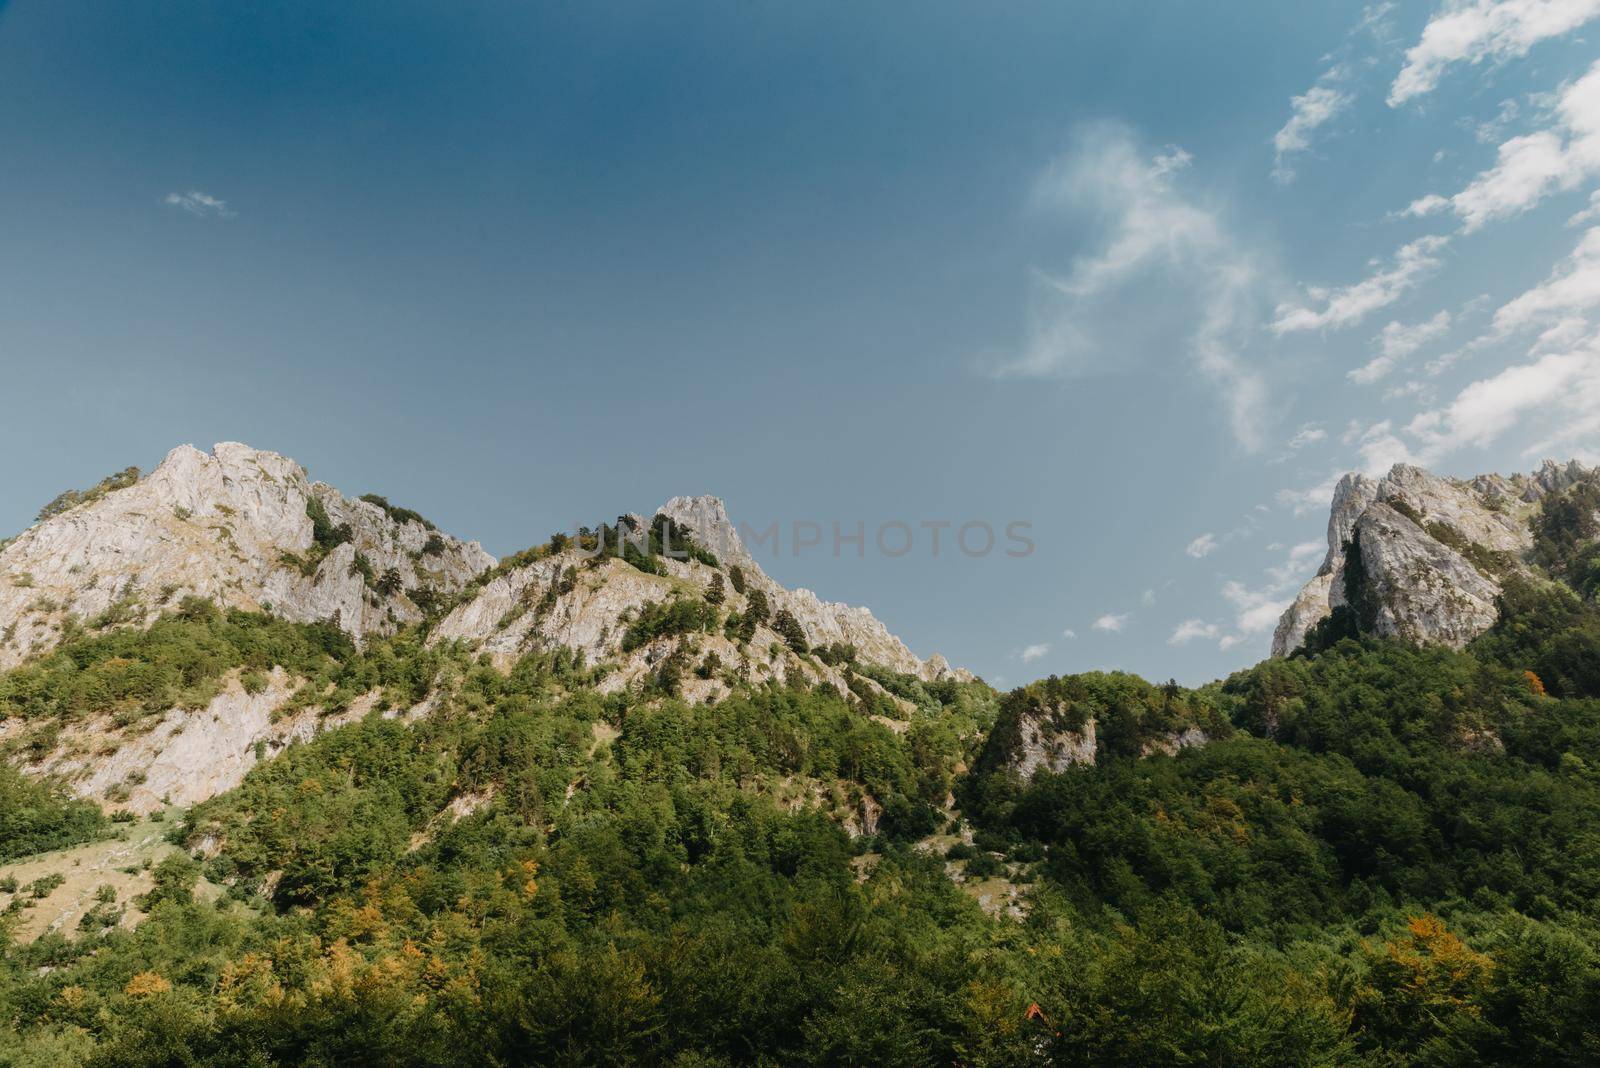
[1186,532,1218,558]
[1404,59,1600,232]
[1141,588,1157,606]
[1272,6,1400,181]
[1273,73,1355,183]
[1169,619,1222,645]
[163,190,235,219]
[1271,236,1450,334]
[1533,315,1593,350]
[1277,470,1347,515]
[1491,225,1600,333]
[1384,379,1435,401]
[988,124,1272,450]
[1354,419,1419,472]
[1469,97,1523,143]
[1223,579,1293,635]
[1017,643,1051,663]
[1271,540,1331,585]
[1569,188,1600,225]
[1350,310,1453,384]
[1286,421,1328,449]
[1389,0,1600,107]
[1405,341,1600,460]
[1060,628,1078,639]
[1216,539,1327,650]
[1093,612,1131,633]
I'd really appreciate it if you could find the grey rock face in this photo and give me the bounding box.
[1322,474,1379,575]
[1013,714,1097,777]
[1354,502,1503,646]
[0,442,493,668]
[1271,571,1334,660]
[431,494,970,696]
[1272,459,1589,656]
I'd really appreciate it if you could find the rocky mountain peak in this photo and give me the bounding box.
[429,490,972,703]
[1273,458,1594,657]
[656,494,755,571]
[0,442,493,669]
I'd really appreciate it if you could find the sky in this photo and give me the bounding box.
[2,1,1599,686]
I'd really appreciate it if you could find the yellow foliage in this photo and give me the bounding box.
[123,971,171,998]
[1525,669,1547,696]
[1361,913,1494,1026]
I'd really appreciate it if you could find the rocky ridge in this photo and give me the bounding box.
[432,494,972,704]
[0,444,969,813]
[1272,459,1593,656]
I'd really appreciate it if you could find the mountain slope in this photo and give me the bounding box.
[0,444,969,815]
[7,447,1600,1063]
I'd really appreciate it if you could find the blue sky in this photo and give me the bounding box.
[2,1,1598,685]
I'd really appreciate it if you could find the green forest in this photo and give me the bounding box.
[4,553,1600,1062]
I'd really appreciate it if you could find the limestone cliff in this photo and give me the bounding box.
[431,495,971,703]
[0,443,494,669]
[1273,459,1592,656]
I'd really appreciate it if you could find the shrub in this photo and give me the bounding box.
[35,466,140,523]
[622,599,716,652]
[772,609,808,653]
[359,493,437,530]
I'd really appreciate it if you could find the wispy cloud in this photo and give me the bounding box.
[1353,419,1418,472]
[1404,59,1600,232]
[1271,236,1450,334]
[1286,422,1328,450]
[163,190,235,219]
[1350,310,1453,384]
[1215,539,1327,650]
[1060,628,1078,639]
[1273,71,1355,183]
[986,124,1272,450]
[1277,469,1347,515]
[1405,335,1600,462]
[1093,612,1131,633]
[1169,619,1222,645]
[1490,225,1600,333]
[1272,5,1399,182]
[1016,643,1051,663]
[1186,532,1218,558]
[1389,0,1600,107]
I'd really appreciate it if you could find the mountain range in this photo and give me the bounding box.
[2,441,1599,1065]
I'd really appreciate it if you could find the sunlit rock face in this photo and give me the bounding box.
[0,442,493,669]
[1272,459,1591,656]
[431,493,971,701]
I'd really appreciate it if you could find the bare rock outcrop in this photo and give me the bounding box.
[1354,501,1503,646]
[1272,460,1588,656]
[3,669,391,815]
[0,443,493,668]
[432,494,969,699]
